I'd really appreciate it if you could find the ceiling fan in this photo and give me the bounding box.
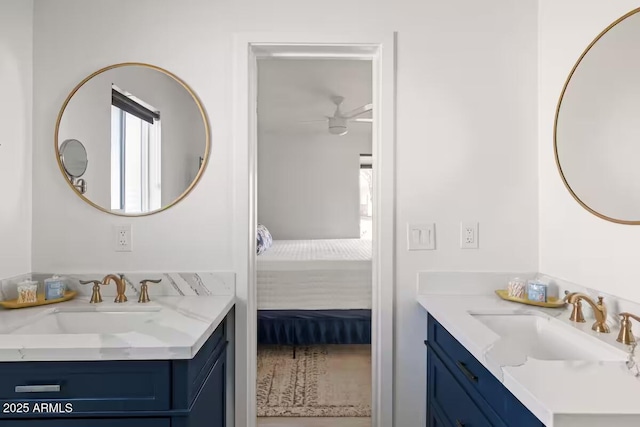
[302,96,373,136]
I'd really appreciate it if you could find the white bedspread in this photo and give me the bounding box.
[258,239,372,262]
[257,239,372,310]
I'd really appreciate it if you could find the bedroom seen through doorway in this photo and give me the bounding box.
[255,57,373,427]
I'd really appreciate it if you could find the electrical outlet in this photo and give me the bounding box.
[114,225,132,252]
[460,221,478,249]
[464,227,474,244]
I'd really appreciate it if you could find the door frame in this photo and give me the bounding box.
[233,32,396,427]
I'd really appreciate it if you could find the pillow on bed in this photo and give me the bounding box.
[256,224,273,255]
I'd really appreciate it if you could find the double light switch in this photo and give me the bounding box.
[407,223,436,250]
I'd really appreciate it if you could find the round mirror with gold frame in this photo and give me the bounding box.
[555,8,640,225]
[55,62,210,217]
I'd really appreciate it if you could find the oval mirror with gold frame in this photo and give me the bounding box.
[55,62,210,217]
[555,8,640,225]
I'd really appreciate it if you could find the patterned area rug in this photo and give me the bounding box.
[257,345,371,417]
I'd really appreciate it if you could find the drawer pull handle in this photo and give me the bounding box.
[455,361,478,382]
[15,385,61,393]
[456,420,465,427]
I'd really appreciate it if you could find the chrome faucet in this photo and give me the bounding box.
[564,292,610,333]
[103,274,127,303]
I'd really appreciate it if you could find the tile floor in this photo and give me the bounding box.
[257,417,371,427]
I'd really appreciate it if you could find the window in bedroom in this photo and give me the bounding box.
[360,154,373,239]
[110,85,162,214]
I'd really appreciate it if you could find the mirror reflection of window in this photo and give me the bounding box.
[110,87,161,214]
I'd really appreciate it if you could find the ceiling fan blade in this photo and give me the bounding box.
[343,103,373,119]
[299,119,329,123]
[350,118,373,123]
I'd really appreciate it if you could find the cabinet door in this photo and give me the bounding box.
[428,315,544,427]
[428,404,448,427]
[185,347,227,427]
[173,319,227,409]
[428,345,494,427]
[2,418,169,427]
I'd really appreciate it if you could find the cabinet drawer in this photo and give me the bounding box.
[2,418,169,427]
[428,314,543,427]
[428,345,493,427]
[0,360,170,414]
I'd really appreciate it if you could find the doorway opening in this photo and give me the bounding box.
[255,58,373,426]
[233,35,395,427]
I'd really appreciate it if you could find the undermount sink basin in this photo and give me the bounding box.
[10,308,162,335]
[471,313,626,362]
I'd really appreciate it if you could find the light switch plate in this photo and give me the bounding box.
[407,223,436,250]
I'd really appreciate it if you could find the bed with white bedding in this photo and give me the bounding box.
[257,239,372,310]
[257,238,372,345]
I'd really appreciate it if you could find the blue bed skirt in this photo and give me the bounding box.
[257,309,371,345]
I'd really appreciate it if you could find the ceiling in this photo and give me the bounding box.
[257,59,372,136]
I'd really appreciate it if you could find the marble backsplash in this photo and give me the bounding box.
[417,271,640,329]
[0,272,235,302]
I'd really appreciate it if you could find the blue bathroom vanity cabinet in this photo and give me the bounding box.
[0,318,228,427]
[426,314,544,427]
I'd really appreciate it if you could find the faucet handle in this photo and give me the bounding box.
[563,290,576,303]
[617,313,640,345]
[564,292,586,323]
[138,279,162,303]
[621,312,640,323]
[79,280,103,304]
[569,299,586,323]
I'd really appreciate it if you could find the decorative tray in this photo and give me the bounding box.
[0,291,77,309]
[495,289,566,308]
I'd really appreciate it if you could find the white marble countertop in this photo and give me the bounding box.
[0,295,234,361]
[418,292,640,427]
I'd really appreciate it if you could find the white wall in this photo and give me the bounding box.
[58,66,206,211]
[258,130,371,240]
[0,0,33,279]
[539,1,640,304]
[257,59,373,239]
[31,1,539,426]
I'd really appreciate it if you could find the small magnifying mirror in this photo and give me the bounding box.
[59,139,88,193]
